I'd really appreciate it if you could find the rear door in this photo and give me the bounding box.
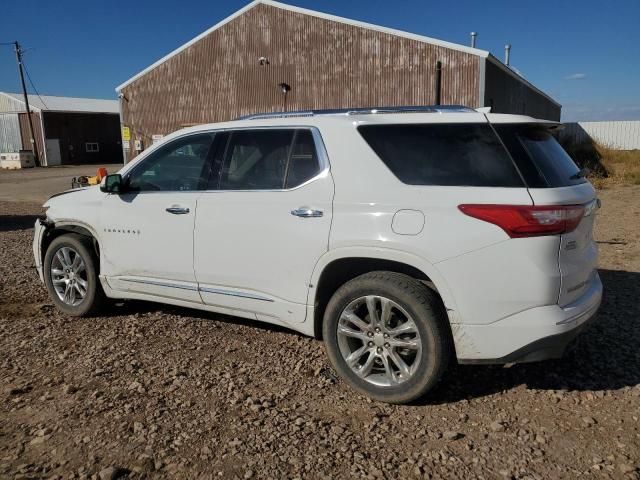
[193,127,333,324]
[494,123,598,306]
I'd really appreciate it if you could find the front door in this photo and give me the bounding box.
[100,132,216,303]
[194,128,333,324]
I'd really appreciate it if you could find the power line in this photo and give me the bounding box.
[21,57,49,110]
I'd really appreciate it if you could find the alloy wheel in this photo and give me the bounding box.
[336,295,422,387]
[50,246,88,307]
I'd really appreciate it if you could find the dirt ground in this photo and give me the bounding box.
[0,165,121,203]
[0,185,639,479]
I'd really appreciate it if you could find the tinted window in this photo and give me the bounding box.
[358,124,523,187]
[220,130,294,190]
[216,129,321,190]
[494,124,586,188]
[285,130,321,188]
[127,133,214,192]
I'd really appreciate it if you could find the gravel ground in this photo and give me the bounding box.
[1,186,639,479]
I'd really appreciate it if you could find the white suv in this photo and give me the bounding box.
[33,106,602,404]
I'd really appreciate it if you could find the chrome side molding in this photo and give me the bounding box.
[122,278,199,291]
[199,286,274,302]
[120,278,273,302]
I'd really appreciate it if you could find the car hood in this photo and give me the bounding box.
[43,185,105,221]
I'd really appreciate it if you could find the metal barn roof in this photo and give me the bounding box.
[0,92,119,114]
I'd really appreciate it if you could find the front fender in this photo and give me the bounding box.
[33,218,104,282]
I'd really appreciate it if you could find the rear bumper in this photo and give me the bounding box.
[455,272,602,364]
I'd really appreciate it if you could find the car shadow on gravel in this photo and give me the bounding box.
[0,214,39,232]
[97,269,639,405]
[420,268,640,405]
[105,299,294,336]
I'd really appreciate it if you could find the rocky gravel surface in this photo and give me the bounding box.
[1,186,639,479]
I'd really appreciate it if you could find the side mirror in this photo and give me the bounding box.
[100,174,123,194]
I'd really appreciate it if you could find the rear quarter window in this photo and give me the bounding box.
[493,124,586,188]
[358,124,524,187]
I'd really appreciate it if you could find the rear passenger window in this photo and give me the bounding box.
[285,130,321,188]
[220,130,293,190]
[358,124,523,187]
[218,129,321,190]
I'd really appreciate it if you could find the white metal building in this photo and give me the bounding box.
[0,92,122,166]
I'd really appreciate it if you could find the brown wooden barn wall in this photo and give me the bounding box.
[484,59,561,121]
[18,112,45,164]
[120,3,481,161]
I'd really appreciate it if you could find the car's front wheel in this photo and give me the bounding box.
[323,271,451,404]
[43,233,105,316]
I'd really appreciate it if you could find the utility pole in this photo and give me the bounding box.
[14,41,41,167]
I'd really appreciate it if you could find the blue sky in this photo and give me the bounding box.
[1,0,638,121]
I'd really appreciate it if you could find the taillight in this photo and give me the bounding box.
[458,204,586,238]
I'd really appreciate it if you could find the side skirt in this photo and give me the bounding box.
[99,276,315,337]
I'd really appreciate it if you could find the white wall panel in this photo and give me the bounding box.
[562,121,640,150]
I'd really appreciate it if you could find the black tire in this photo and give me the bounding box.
[322,271,451,404]
[43,233,106,317]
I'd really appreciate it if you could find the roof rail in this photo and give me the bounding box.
[237,105,475,120]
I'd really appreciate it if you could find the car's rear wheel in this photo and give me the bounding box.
[323,271,451,404]
[43,233,105,316]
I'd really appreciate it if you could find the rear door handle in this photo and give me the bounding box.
[291,207,323,218]
[166,206,190,215]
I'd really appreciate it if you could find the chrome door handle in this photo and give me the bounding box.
[291,207,323,218]
[166,206,190,215]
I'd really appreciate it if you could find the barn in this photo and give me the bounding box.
[0,92,123,166]
[116,0,561,162]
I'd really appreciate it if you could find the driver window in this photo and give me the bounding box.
[127,133,215,192]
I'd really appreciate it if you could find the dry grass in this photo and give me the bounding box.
[563,141,640,189]
[594,146,640,187]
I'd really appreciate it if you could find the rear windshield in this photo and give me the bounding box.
[358,124,524,187]
[493,124,586,188]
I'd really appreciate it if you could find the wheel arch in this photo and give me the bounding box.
[40,221,102,272]
[309,247,459,339]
